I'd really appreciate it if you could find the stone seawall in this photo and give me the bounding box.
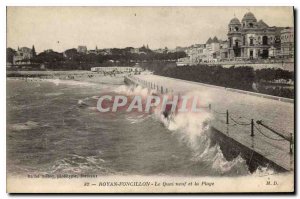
[210,62,294,71]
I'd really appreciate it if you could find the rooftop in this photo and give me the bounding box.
[242,12,257,22]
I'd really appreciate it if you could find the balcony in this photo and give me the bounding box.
[233,45,240,50]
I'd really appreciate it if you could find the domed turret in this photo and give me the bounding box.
[228,17,241,33]
[229,17,241,25]
[241,12,257,28]
[242,12,257,22]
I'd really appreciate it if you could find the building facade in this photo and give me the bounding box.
[183,37,228,65]
[77,45,87,54]
[206,36,222,62]
[13,47,33,65]
[177,11,294,66]
[280,27,294,58]
[220,40,228,60]
[185,44,206,63]
[228,12,280,60]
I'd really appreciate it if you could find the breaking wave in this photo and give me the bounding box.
[161,111,250,175]
[115,85,252,175]
[94,84,278,176]
[43,79,96,87]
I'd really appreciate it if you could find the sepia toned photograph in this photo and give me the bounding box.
[6,6,294,193]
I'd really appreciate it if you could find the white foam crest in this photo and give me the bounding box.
[44,92,64,96]
[136,89,213,152]
[167,112,212,149]
[43,79,96,86]
[191,135,213,161]
[8,121,40,131]
[252,166,275,176]
[49,154,110,175]
[211,146,248,174]
[77,99,88,106]
[116,86,213,152]
[126,114,150,124]
[194,143,249,175]
[87,107,98,111]
[91,96,100,99]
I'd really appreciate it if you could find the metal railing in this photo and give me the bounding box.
[208,104,293,154]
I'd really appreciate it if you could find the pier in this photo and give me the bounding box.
[124,74,294,172]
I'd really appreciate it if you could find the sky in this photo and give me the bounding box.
[7,6,294,53]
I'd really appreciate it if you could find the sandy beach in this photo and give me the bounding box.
[6,70,130,85]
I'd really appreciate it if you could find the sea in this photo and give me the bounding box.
[7,76,270,177]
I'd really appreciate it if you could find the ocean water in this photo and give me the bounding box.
[7,77,263,177]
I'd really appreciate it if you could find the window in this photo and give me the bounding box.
[234,27,239,31]
[258,36,261,44]
[262,36,268,45]
[250,50,253,59]
[250,38,254,46]
[235,40,239,47]
[249,23,254,28]
[229,38,232,47]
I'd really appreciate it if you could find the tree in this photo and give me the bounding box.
[32,45,36,57]
[64,48,78,60]
[139,46,152,54]
[34,50,64,64]
[6,47,16,64]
